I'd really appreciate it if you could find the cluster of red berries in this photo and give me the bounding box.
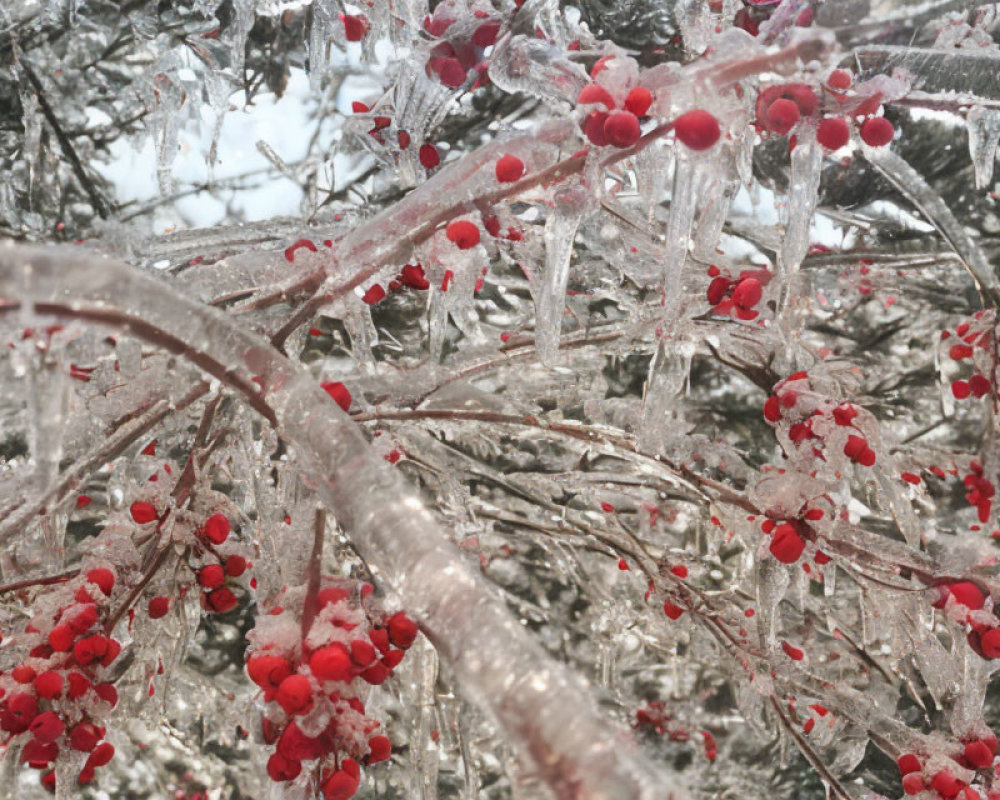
[133,505,250,618]
[247,582,418,799]
[961,462,995,525]
[763,372,879,468]
[895,735,999,799]
[423,6,500,90]
[706,265,771,320]
[0,567,121,791]
[931,581,1000,661]
[576,62,653,149]
[944,317,995,403]
[358,263,431,307]
[755,73,895,151]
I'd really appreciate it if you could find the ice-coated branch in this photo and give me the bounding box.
[0,241,685,800]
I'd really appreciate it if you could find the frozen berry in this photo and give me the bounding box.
[674,110,721,150]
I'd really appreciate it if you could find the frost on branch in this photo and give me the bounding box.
[3,0,1000,798]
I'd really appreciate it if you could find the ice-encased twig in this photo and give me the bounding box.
[0,242,686,800]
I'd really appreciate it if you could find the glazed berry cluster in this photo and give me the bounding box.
[0,567,121,791]
[246,581,418,800]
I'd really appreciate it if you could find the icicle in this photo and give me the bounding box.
[308,0,339,89]
[662,153,702,324]
[966,105,1000,190]
[535,185,593,366]
[755,556,790,649]
[228,0,255,76]
[778,135,823,296]
[639,337,694,450]
[27,355,70,493]
[413,640,441,800]
[693,174,738,261]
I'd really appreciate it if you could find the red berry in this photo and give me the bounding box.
[69,722,103,752]
[30,712,65,744]
[495,154,525,183]
[663,601,684,620]
[35,671,63,699]
[933,581,986,610]
[66,673,91,700]
[310,643,354,683]
[276,674,313,715]
[400,263,430,290]
[673,110,721,150]
[930,770,965,800]
[342,14,369,42]
[49,624,74,652]
[386,612,419,649]
[370,627,391,654]
[206,587,238,613]
[368,734,392,763]
[129,501,157,524]
[21,739,59,768]
[12,664,36,684]
[203,513,230,545]
[268,752,302,781]
[770,523,805,564]
[969,374,992,397]
[471,21,501,47]
[603,111,641,148]
[361,284,386,305]
[382,649,405,669]
[350,639,378,667]
[418,143,440,168]
[763,395,781,422]
[816,117,850,150]
[360,662,390,685]
[765,98,800,134]
[953,380,971,399]
[198,565,225,589]
[86,568,115,596]
[732,277,762,309]
[322,765,360,800]
[148,596,170,619]
[901,773,925,795]
[965,739,994,769]
[446,220,480,249]
[844,435,868,462]
[980,627,1000,658]
[624,86,652,116]
[86,741,115,768]
[321,381,352,412]
[896,753,922,775]
[247,655,293,695]
[860,117,894,147]
[277,722,325,761]
[225,555,248,577]
[582,110,610,146]
[436,58,467,89]
[577,84,615,109]
[781,640,804,660]
[828,69,852,90]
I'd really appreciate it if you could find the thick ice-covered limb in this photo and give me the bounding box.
[0,242,686,800]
